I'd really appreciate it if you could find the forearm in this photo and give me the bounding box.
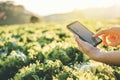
[93,50,120,64]
[75,35,120,65]
[77,41,120,64]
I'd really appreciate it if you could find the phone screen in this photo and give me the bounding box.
[67,21,102,47]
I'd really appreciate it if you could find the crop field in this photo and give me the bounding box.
[0,20,120,80]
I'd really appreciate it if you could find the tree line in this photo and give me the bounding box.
[0,1,40,25]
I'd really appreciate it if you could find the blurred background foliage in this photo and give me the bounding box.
[0,0,120,80]
[0,1,41,25]
[1,1,120,25]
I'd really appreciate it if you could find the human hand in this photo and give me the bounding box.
[93,27,120,47]
[74,35,100,59]
[75,34,120,64]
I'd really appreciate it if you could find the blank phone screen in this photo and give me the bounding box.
[67,21,102,47]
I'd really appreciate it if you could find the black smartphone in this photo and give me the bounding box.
[67,21,102,47]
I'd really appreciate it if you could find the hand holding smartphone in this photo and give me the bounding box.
[67,21,102,47]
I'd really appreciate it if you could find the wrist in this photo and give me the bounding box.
[88,48,101,61]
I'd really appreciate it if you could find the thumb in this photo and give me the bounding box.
[108,41,120,47]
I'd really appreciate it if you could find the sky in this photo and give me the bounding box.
[10,0,120,16]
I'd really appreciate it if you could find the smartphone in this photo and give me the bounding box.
[67,21,102,47]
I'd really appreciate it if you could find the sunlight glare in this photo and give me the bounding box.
[15,0,120,16]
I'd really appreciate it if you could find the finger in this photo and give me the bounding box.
[74,35,88,48]
[74,34,79,39]
[74,34,84,44]
[107,34,119,41]
[108,36,120,46]
[108,41,120,47]
[93,29,109,38]
[74,35,81,43]
[75,36,89,54]
[74,35,81,46]
[101,34,108,46]
[74,35,84,51]
[74,34,100,55]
